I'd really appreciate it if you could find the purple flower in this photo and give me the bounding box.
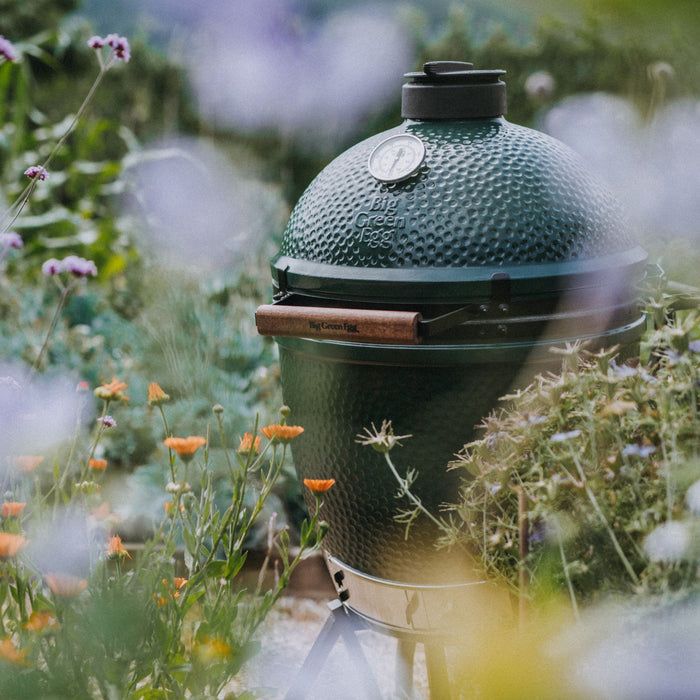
[0,35,18,63]
[24,165,48,181]
[61,255,97,278]
[87,35,105,49]
[550,429,582,443]
[623,444,656,458]
[689,340,700,354]
[105,33,130,62]
[42,258,65,276]
[609,360,638,378]
[0,232,23,249]
[98,415,116,428]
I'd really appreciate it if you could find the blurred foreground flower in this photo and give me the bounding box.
[45,573,88,597]
[23,610,59,632]
[0,532,28,558]
[0,638,28,665]
[2,502,26,518]
[13,455,44,472]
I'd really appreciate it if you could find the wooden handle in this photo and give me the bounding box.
[255,305,422,344]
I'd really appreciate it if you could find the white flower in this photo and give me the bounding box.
[643,521,691,563]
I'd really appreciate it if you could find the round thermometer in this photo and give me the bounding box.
[368,133,426,183]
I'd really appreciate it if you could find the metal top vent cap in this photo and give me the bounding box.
[401,61,507,119]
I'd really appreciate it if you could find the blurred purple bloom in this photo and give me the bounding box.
[25,165,48,181]
[87,35,105,49]
[0,35,17,62]
[0,232,23,249]
[689,340,700,354]
[623,444,656,458]
[550,429,582,443]
[98,415,116,428]
[609,360,638,378]
[62,255,97,278]
[42,258,64,276]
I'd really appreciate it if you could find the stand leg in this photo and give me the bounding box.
[396,639,416,698]
[425,642,451,700]
[284,599,382,700]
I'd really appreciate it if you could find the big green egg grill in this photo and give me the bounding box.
[256,61,647,633]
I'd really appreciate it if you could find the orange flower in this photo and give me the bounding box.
[13,455,44,472]
[163,436,206,461]
[164,501,185,515]
[107,535,131,560]
[2,502,26,518]
[0,532,28,559]
[94,377,129,402]
[237,432,262,455]
[23,610,59,632]
[260,424,304,442]
[0,638,28,665]
[45,573,88,597]
[148,382,170,406]
[89,458,107,471]
[304,478,336,493]
[195,635,231,663]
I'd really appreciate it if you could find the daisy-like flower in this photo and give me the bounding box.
[13,455,44,472]
[45,573,88,597]
[23,610,59,632]
[163,436,207,462]
[24,165,48,180]
[147,382,170,406]
[260,424,304,443]
[303,478,336,493]
[0,532,29,559]
[0,638,28,666]
[237,432,262,455]
[2,502,26,518]
[94,377,129,402]
[89,458,107,471]
[107,534,131,560]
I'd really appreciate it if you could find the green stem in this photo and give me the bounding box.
[29,281,73,379]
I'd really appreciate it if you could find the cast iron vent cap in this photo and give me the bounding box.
[402,61,507,120]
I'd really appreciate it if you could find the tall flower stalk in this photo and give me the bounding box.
[0,33,130,236]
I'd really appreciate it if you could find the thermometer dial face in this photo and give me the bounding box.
[368,134,426,183]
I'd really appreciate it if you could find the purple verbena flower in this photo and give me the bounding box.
[104,33,130,62]
[0,35,18,63]
[42,258,65,276]
[87,35,105,49]
[623,444,656,458]
[98,415,116,428]
[24,165,48,181]
[61,255,97,278]
[550,429,582,443]
[0,231,23,249]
